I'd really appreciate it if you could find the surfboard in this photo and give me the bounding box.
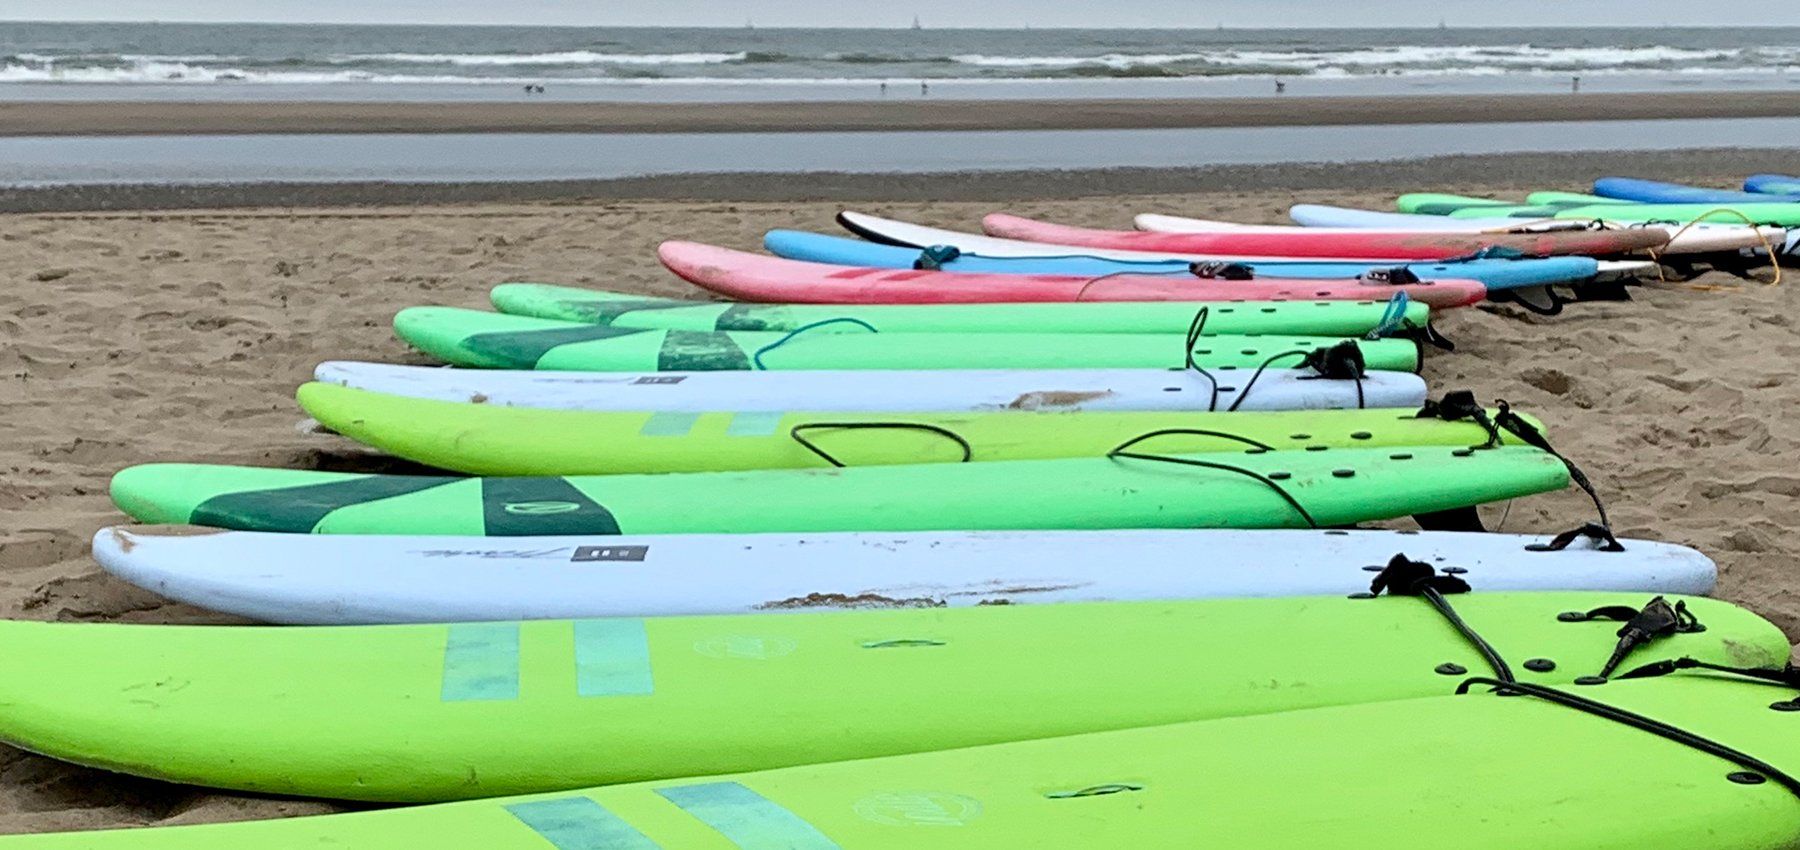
[982,212,1671,259]
[296,382,1518,475]
[1745,174,1800,195]
[487,283,1434,335]
[1591,177,1777,205]
[0,592,1774,802]
[110,445,1571,536]
[766,228,1652,284]
[659,242,1486,309]
[1284,205,1785,255]
[837,209,1430,263]
[312,361,1431,413]
[393,307,1427,372]
[1459,202,1800,228]
[93,525,1719,625]
[1401,193,1800,227]
[7,673,1793,846]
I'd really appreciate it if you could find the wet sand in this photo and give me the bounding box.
[0,153,1798,833]
[6,90,1800,136]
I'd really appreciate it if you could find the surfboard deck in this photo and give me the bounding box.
[312,361,1431,413]
[93,525,1719,625]
[488,282,1433,335]
[297,382,1522,475]
[659,241,1486,309]
[110,445,1571,536]
[0,593,1775,802]
[393,307,1426,372]
[982,212,1670,259]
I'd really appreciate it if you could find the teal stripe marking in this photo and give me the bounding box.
[574,619,655,697]
[505,797,660,849]
[657,782,840,849]
[724,411,787,437]
[441,623,520,702]
[639,411,701,437]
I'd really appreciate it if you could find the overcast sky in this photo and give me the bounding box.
[7,0,1799,28]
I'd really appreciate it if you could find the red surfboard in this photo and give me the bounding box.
[659,242,1487,308]
[981,212,1670,260]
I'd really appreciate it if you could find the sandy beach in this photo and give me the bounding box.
[2,150,1799,832]
[6,91,1800,136]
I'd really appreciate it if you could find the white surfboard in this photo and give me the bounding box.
[1135,213,1663,276]
[1273,205,1788,255]
[837,210,1425,264]
[313,361,1428,413]
[842,210,1654,279]
[93,526,1716,625]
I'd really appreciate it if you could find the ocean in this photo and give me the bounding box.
[3,22,1799,101]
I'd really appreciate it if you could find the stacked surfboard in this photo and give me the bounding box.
[12,182,1797,849]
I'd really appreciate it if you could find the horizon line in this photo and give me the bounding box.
[3,19,1794,30]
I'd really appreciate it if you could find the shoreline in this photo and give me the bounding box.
[2,148,1796,213]
[5,91,1800,136]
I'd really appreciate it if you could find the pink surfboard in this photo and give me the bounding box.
[981,212,1670,260]
[659,242,1487,308]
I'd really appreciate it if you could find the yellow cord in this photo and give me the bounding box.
[1643,207,1783,291]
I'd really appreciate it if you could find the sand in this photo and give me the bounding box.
[6,91,1800,136]
[1,153,1798,834]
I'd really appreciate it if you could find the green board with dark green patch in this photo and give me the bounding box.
[394,307,1423,372]
[487,283,1431,337]
[112,444,1568,536]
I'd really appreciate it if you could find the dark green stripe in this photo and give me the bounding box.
[712,304,811,332]
[655,330,752,371]
[552,297,698,325]
[191,475,461,532]
[461,325,650,368]
[505,797,660,849]
[656,782,840,849]
[481,477,622,536]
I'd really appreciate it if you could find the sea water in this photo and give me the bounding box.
[1,22,1797,101]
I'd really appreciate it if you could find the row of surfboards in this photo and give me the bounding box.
[13,183,1799,847]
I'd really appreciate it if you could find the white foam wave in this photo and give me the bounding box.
[333,51,747,66]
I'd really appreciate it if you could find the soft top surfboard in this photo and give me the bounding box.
[296,382,1523,476]
[766,228,1653,285]
[393,307,1426,372]
[312,361,1431,414]
[488,283,1433,335]
[10,673,1797,847]
[0,591,1774,802]
[93,525,1718,625]
[1745,173,1800,195]
[1285,205,1783,255]
[659,241,1486,309]
[1401,193,1800,227]
[837,209,1430,263]
[110,445,1570,536]
[981,212,1670,259]
[1591,177,1777,205]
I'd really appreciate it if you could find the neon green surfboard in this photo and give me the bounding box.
[487,283,1431,336]
[0,593,1776,802]
[394,307,1423,372]
[297,382,1534,475]
[111,445,1570,536]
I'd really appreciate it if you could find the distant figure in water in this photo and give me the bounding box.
[524,84,546,95]
[921,81,929,96]
[1572,76,1581,93]
[1274,79,1286,94]
[880,82,888,96]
